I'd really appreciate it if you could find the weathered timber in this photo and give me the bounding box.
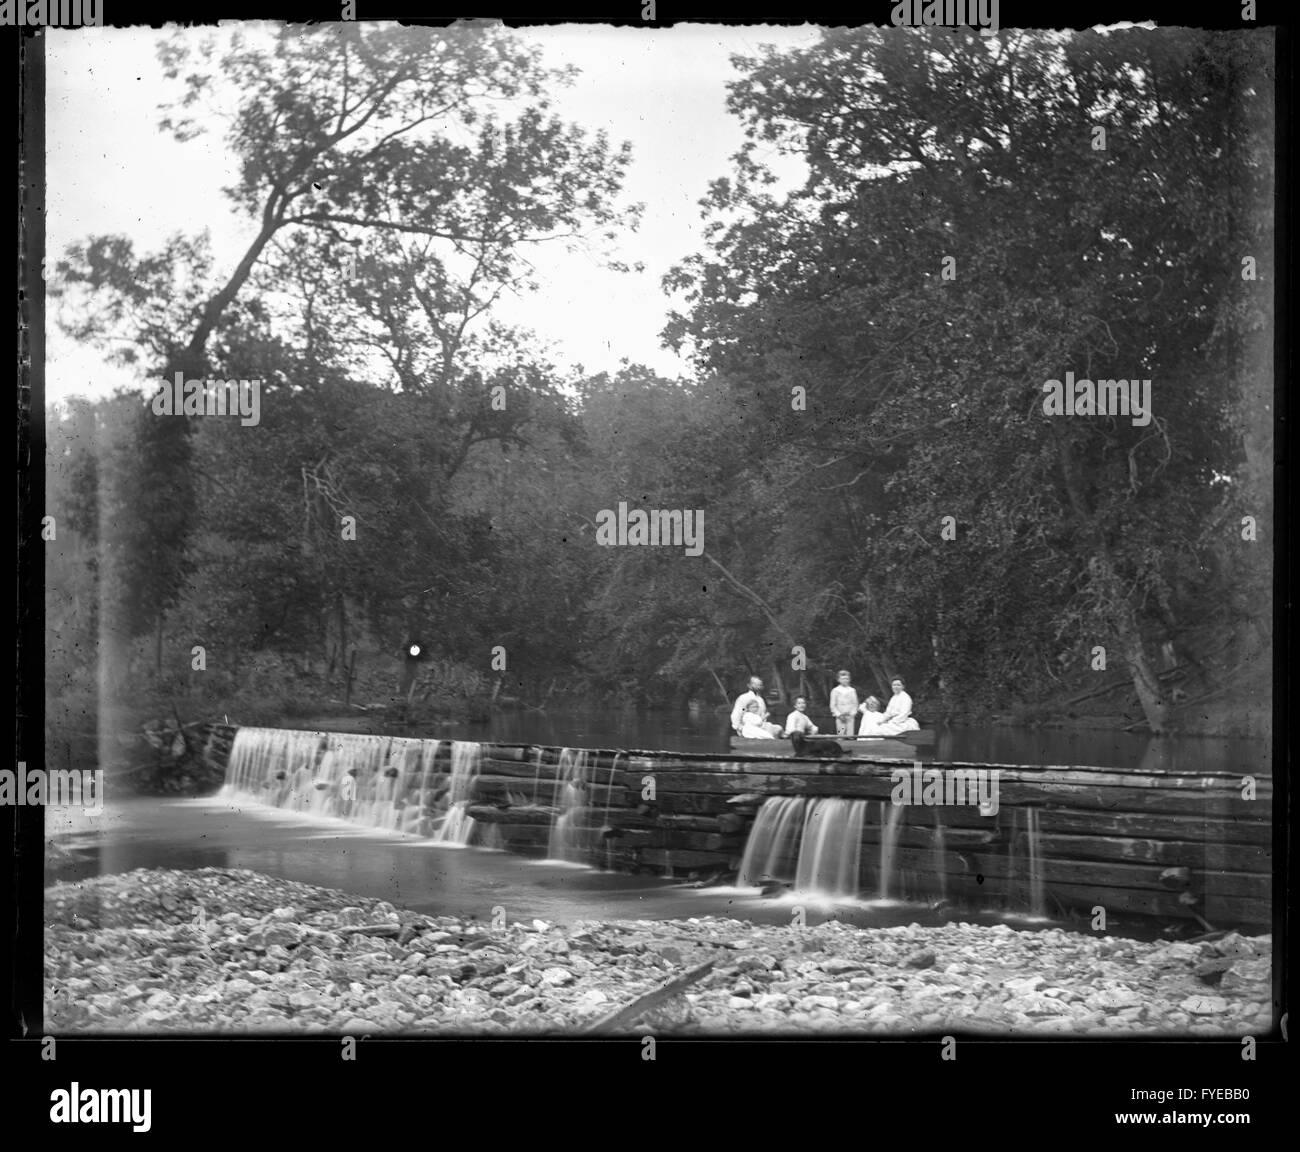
[215,728,1273,926]
[585,958,718,1034]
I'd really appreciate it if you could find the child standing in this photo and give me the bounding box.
[829,670,859,737]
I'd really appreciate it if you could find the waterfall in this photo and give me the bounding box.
[737,796,806,887]
[546,748,593,863]
[737,796,866,897]
[600,753,623,868]
[932,808,948,904]
[1026,807,1046,918]
[529,747,545,807]
[877,800,905,900]
[222,727,480,845]
[428,741,481,845]
[794,798,867,897]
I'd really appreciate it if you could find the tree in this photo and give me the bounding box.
[666,27,1273,730]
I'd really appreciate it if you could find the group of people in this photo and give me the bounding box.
[730,671,920,740]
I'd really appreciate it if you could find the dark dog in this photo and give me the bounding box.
[789,730,849,758]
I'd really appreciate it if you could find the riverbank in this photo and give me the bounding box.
[45,868,1273,1036]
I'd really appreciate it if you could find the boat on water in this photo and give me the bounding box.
[730,728,934,759]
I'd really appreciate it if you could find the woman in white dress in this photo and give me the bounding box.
[877,678,920,735]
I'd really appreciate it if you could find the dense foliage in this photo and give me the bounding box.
[45,25,1273,739]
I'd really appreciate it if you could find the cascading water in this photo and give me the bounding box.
[877,800,905,901]
[794,798,867,896]
[1003,806,1048,918]
[1025,807,1046,918]
[222,727,480,845]
[932,808,948,905]
[738,796,866,898]
[546,748,593,862]
[737,796,806,887]
[428,741,481,845]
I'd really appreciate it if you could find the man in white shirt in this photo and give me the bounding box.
[731,676,769,734]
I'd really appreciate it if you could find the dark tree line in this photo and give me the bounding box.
[45,25,1272,737]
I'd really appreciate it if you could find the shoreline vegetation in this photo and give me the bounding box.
[43,655,1269,799]
[44,868,1273,1036]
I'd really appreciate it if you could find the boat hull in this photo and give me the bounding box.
[730,736,925,760]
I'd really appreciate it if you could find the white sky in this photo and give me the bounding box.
[45,23,820,405]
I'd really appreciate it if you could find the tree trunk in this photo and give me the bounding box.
[769,661,789,706]
[1056,434,1169,733]
[155,611,164,680]
[344,649,357,707]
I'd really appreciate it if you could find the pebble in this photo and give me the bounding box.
[42,867,1274,1036]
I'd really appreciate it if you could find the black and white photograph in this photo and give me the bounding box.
[15,2,1286,1127]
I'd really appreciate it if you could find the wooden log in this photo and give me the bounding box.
[869,844,1270,899]
[638,849,734,870]
[585,958,717,1034]
[913,874,1270,926]
[598,769,1267,817]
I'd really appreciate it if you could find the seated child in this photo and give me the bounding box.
[740,700,781,739]
[857,696,887,736]
[783,697,819,737]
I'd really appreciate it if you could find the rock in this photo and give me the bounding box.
[1220,957,1271,992]
[905,950,936,969]
[1212,932,1255,958]
[572,989,608,1012]
[1003,975,1045,996]
[1180,995,1229,1016]
[728,997,757,1010]
[503,986,534,1006]
[797,995,840,1012]
[1193,957,1235,985]
[340,1018,381,1032]
[820,958,867,975]
[539,967,573,987]
[1086,987,1141,1010]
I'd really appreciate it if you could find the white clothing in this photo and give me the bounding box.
[739,712,776,739]
[876,690,920,736]
[731,690,768,733]
[783,710,819,737]
[857,709,888,736]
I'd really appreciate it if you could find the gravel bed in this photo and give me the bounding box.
[44,868,1273,1036]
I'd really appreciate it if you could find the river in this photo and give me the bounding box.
[44,711,1270,941]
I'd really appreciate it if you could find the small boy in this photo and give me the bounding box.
[829,670,859,737]
[783,697,819,737]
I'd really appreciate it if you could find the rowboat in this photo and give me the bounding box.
[730,729,934,760]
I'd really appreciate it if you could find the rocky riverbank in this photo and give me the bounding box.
[45,868,1273,1036]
